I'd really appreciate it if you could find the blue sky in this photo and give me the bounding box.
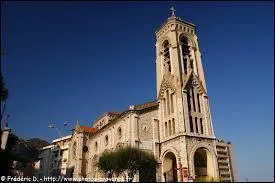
[1,1,273,182]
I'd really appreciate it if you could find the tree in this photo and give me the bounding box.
[97,150,119,179]
[1,73,8,127]
[97,146,157,182]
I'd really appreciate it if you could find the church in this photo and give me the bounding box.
[38,8,237,182]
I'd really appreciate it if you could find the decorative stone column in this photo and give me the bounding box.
[182,89,190,133]
[190,47,198,76]
[179,43,184,74]
[169,45,173,73]
[159,100,164,142]
[75,133,84,178]
[194,49,207,93]
[176,91,185,134]
[202,94,212,136]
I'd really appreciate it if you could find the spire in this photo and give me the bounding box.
[76,120,80,128]
[170,6,176,17]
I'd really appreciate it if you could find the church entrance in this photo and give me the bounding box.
[194,147,215,181]
[163,152,178,182]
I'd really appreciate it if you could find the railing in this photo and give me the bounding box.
[216,148,227,153]
[218,154,228,158]
[218,165,230,170]
[220,170,231,175]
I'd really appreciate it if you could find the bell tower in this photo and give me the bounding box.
[156,7,219,181]
[155,7,215,140]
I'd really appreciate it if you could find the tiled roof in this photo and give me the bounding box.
[107,112,120,116]
[80,126,97,134]
[134,100,159,111]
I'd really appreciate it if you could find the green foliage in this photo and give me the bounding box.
[97,150,119,176]
[25,138,50,149]
[0,74,8,101]
[139,151,157,182]
[97,146,157,182]
[0,132,50,176]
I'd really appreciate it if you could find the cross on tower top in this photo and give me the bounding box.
[170,6,176,17]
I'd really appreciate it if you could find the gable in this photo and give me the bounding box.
[158,73,177,99]
[183,71,206,94]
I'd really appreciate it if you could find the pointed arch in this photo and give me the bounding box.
[162,40,171,73]
[183,72,206,95]
[178,33,196,48]
[158,77,176,100]
[189,144,218,179]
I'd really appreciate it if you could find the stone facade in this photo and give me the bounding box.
[38,9,237,182]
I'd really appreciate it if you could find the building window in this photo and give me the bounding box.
[83,146,88,153]
[200,118,204,134]
[180,36,190,75]
[163,40,171,73]
[168,120,172,136]
[197,94,201,113]
[142,124,148,132]
[171,93,174,113]
[165,122,168,137]
[118,127,122,139]
[187,90,192,112]
[190,116,194,133]
[166,90,170,115]
[195,117,198,133]
[191,87,196,112]
[105,135,109,146]
[95,141,98,151]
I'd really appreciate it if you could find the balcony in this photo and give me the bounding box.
[220,170,231,176]
[218,159,228,163]
[219,165,229,170]
[216,148,227,153]
[221,177,232,182]
[218,154,228,158]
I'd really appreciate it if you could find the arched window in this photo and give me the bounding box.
[170,92,174,114]
[83,145,88,153]
[200,118,204,134]
[180,36,190,74]
[189,116,194,133]
[187,89,192,112]
[166,90,170,115]
[94,141,98,151]
[105,135,109,146]
[118,127,122,139]
[195,117,198,133]
[191,86,196,112]
[163,40,171,73]
[197,93,201,113]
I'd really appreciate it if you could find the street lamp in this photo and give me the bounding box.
[49,121,70,139]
